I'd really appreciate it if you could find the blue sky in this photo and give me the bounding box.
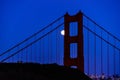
[0,0,120,53]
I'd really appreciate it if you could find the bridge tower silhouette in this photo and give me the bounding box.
[64,12,84,72]
[0,11,120,77]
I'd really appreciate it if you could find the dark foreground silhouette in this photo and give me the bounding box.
[0,63,91,80]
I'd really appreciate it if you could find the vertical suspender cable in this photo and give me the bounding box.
[11,51,14,62]
[48,34,50,63]
[58,28,60,64]
[50,31,52,63]
[113,39,116,75]
[59,28,61,64]
[94,26,96,76]
[25,41,28,62]
[101,30,103,74]
[48,25,52,64]
[107,34,109,76]
[20,50,23,62]
[31,44,32,62]
[48,30,52,63]
[17,46,20,62]
[19,50,21,62]
[87,30,90,75]
[36,38,38,63]
[10,51,13,62]
[57,28,60,64]
[56,30,57,63]
[25,48,28,62]
[41,32,44,64]
[56,29,58,63]
[119,50,120,74]
[42,38,44,63]
[34,35,36,62]
[86,19,90,75]
[39,40,42,63]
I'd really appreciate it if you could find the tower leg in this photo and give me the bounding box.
[64,12,84,72]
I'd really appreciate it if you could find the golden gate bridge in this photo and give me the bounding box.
[0,12,120,79]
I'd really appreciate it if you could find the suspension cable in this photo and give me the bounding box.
[0,15,64,58]
[1,23,64,62]
[83,25,120,51]
[83,13,120,43]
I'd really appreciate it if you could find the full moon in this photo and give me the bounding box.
[61,30,65,36]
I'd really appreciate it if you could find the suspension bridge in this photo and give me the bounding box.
[0,12,120,77]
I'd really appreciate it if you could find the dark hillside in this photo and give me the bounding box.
[0,63,91,80]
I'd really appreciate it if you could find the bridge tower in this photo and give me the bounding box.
[64,12,84,72]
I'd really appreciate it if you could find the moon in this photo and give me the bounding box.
[61,30,65,36]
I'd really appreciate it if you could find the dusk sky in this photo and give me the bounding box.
[0,0,120,54]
